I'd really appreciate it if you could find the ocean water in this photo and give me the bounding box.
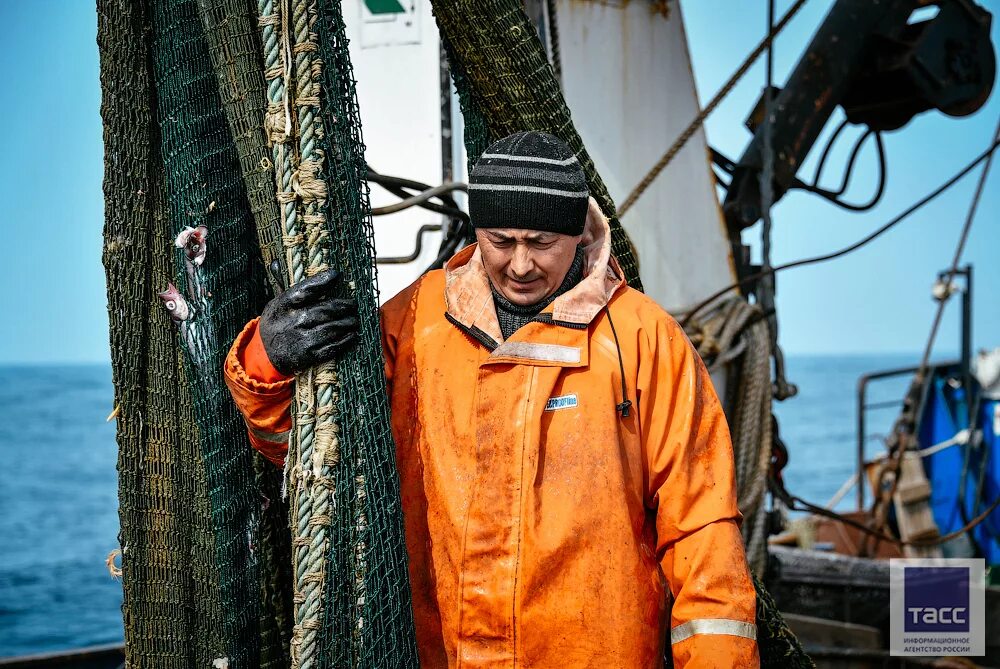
[0,354,930,657]
[775,353,920,512]
[0,365,122,658]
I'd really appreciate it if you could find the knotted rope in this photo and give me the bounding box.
[258,2,338,667]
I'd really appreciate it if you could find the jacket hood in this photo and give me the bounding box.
[444,197,626,344]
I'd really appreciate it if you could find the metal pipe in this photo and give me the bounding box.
[857,374,867,510]
[962,265,973,403]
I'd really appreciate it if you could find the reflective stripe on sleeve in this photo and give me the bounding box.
[246,423,290,445]
[670,619,757,645]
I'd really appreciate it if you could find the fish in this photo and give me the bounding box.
[174,225,209,266]
[158,283,191,321]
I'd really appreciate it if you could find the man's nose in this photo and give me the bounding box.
[509,245,534,277]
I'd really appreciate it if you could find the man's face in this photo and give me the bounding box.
[476,228,583,306]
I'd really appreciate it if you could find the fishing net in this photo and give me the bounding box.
[104,0,418,661]
[196,1,288,289]
[102,0,294,665]
[261,0,420,664]
[99,0,227,665]
[151,0,273,665]
[430,0,643,291]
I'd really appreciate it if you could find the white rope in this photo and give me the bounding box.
[823,472,858,510]
[914,428,971,458]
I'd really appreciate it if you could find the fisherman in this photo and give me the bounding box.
[225,131,759,668]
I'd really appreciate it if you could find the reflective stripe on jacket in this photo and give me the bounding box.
[224,201,759,668]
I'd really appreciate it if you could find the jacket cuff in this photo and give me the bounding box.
[230,318,294,391]
[671,632,759,668]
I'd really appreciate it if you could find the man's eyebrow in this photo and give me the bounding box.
[525,233,558,243]
[484,230,557,243]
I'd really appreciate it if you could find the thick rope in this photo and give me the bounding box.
[258,1,337,667]
[291,2,338,666]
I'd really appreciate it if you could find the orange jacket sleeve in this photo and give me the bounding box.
[639,314,759,668]
[224,318,294,467]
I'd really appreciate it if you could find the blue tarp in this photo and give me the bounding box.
[919,375,1000,564]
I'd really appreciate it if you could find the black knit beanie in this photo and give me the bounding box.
[469,131,589,236]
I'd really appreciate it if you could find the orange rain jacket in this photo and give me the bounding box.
[225,201,759,668]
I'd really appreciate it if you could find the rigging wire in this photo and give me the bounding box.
[366,165,474,268]
[818,124,870,197]
[376,224,444,264]
[771,474,1000,548]
[792,130,887,212]
[756,0,797,403]
[761,0,775,288]
[957,389,989,553]
[366,166,470,222]
[918,117,1000,375]
[679,136,1000,330]
[616,0,813,218]
[810,117,851,187]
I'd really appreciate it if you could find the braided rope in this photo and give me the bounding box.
[293,3,337,668]
[257,1,337,667]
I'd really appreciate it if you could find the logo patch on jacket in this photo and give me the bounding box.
[544,394,578,411]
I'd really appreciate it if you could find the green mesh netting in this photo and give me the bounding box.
[101,0,415,666]
[753,572,813,668]
[151,0,269,664]
[431,0,642,291]
[102,0,293,666]
[190,4,295,667]
[196,1,288,290]
[311,0,419,665]
[99,0,226,665]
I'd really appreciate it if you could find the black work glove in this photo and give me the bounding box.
[259,269,359,376]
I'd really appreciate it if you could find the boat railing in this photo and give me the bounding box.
[855,360,962,511]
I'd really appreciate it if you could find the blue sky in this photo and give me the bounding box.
[0,0,997,363]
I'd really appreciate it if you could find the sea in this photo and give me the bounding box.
[0,354,924,658]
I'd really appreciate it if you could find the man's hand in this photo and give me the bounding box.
[259,269,359,376]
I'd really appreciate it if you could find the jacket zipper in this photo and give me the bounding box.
[445,312,499,351]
